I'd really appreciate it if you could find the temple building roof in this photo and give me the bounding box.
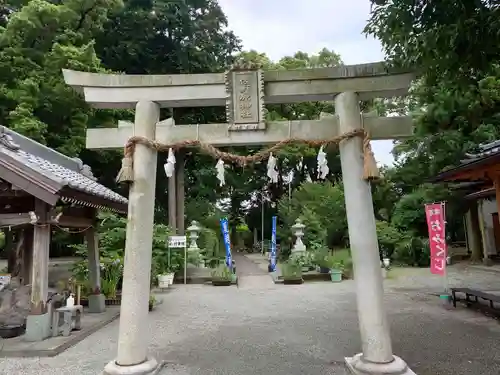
[431,139,500,183]
[0,126,127,213]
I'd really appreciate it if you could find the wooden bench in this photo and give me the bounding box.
[450,288,500,310]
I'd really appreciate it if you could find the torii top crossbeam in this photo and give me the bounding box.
[63,61,413,109]
[63,61,415,149]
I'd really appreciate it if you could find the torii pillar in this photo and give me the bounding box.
[337,92,415,374]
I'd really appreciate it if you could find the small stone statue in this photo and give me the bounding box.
[164,148,176,177]
[215,159,225,186]
[267,152,279,183]
[316,145,329,179]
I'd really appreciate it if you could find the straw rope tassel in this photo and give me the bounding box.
[362,131,380,181]
[116,143,135,183]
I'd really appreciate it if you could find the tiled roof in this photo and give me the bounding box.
[0,126,127,207]
[461,140,500,164]
[431,139,500,183]
[18,150,127,205]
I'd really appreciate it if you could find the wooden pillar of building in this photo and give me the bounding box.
[4,228,14,273]
[466,201,483,262]
[25,199,51,342]
[494,176,500,226]
[477,200,493,265]
[85,219,106,313]
[22,227,34,285]
[175,151,185,235]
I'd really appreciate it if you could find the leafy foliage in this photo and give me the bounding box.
[3,0,498,272]
[278,182,348,249]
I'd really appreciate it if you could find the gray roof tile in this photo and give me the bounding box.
[18,150,128,205]
[0,126,127,206]
[464,139,500,161]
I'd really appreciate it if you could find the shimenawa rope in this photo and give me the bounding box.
[115,129,379,183]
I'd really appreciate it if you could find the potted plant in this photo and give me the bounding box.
[211,264,232,286]
[148,294,156,311]
[151,224,176,287]
[319,253,345,283]
[329,261,344,283]
[101,257,123,302]
[291,252,314,273]
[281,261,303,285]
[153,248,176,288]
[314,247,331,274]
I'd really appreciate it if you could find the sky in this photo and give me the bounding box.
[217,0,395,166]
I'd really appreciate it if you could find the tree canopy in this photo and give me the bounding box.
[1,0,498,265]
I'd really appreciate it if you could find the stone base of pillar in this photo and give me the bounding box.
[88,294,106,313]
[24,313,51,342]
[345,354,416,375]
[482,257,493,266]
[381,268,387,279]
[103,357,163,375]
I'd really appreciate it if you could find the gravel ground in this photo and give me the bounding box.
[2,268,500,375]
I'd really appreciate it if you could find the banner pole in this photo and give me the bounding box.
[184,241,187,285]
[442,202,449,294]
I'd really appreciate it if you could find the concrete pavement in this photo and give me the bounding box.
[1,273,500,374]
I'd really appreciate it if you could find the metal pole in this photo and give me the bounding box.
[442,202,449,294]
[184,243,187,285]
[261,194,264,254]
[289,182,291,204]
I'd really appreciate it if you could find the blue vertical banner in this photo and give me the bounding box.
[270,215,277,272]
[220,218,232,268]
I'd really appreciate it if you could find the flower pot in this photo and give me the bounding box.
[330,269,343,283]
[212,279,231,286]
[158,274,170,289]
[166,273,175,285]
[440,294,451,305]
[283,278,304,285]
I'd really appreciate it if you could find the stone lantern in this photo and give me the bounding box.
[187,220,201,251]
[186,220,203,267]
[291,219,306,254]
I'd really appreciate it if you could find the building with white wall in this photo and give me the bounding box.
[433,140,500,264]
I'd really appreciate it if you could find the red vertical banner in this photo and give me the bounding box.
[425,203,447,276]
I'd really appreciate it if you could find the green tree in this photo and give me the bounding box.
[93,0,242,222]
[278,181,348,250]
[363,0,500,249]
[0,0,122,156]
[366,0,500,182]
[239,49,346,240]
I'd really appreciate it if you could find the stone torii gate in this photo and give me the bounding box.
[63,62,416,375]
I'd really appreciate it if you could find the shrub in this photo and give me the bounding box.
[210,265,232,281]
[376,220,405,259]
[393,236,430,267]
[281,261,302,279]
[278,182,348,249]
